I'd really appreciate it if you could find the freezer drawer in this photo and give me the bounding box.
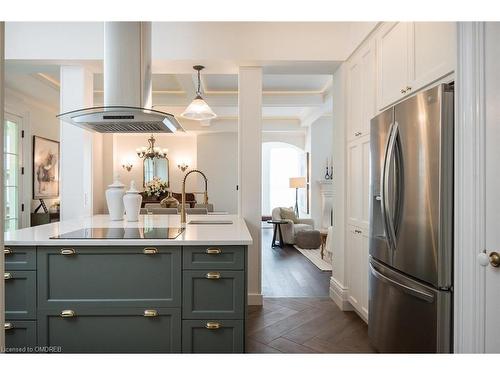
[368,257,451,353]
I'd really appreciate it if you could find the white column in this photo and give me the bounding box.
[238,66,262,305]
[59,66,94,220]
[329,64,352,310]
[0,21,5,350]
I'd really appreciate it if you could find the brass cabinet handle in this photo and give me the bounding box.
[60,310,76,318]
[206,272,221,279]
[489,251,500,267]
[354,131,362,137]
[4,247,12,255]
[4,272,12,280]
[401,88,407,94]
[206,247,222,255]
[205,322,221,330]
[143,247,158,255]
[5,322,14,330]
[143,309,159,317]
[406,86,412,92]
[61,248,76,255]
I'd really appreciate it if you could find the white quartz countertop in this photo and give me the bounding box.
[4,214,253,246]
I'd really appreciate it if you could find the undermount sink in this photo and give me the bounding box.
[188,220,233,225]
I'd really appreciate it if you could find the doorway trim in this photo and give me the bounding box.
[454,21,486,353]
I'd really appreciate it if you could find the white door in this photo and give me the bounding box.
[3,112,25,231]
[347,57,362,141]
[484,21,500,353]
[408,22,455,92]
[377,22,409,110]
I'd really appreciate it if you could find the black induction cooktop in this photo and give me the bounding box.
[50,227,184,240]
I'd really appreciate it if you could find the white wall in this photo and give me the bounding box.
[306,116,333,229]
[113,133,198,193]
[197,132,238,214]
[4,87,60,224]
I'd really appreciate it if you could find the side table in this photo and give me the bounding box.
[267,220,288,248]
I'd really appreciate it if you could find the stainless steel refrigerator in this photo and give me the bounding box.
[368,83,454,353]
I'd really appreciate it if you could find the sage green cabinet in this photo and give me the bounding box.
[38,308,181,353]
[4,246,36,270]
[5,270,36,320]
[183,245,245,270]
[4,321,37,352]
[182,270,245,319]
[37,246,181,309]
[182,319,244,353]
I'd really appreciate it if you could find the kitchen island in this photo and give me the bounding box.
[3,214,252,353]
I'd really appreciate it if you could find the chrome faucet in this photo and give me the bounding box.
[181,169,209,225]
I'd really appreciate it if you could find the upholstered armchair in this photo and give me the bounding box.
[271,207,315,245]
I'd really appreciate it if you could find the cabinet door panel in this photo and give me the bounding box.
[182,319,244,353]
[183,270,244,319]
[347,142,362,226]
[38,308,181,353]
[38,246,181,309]
[5,270,36,320]
[360,41,376,136]
[4,246,36,270]
[348,59,363,141]
[409,22,455,91]
[377,22,409,110]
[4,321,37,352]
[347,227,362,311]
[183,245,245,270]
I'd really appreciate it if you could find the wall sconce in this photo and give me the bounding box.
[122,163,133,172]
[178,162,189,172]
[122,158,134,172]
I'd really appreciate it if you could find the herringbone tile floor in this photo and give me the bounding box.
[246,297,376,353]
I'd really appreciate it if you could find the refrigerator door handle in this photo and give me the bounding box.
[369,262,434,303]
[381,121,398,253]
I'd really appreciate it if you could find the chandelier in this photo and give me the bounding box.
[136,134,168,159]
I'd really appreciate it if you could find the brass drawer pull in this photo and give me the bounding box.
[206,247,222,255]
[4,272,12,280]
[5,322,14,330]
[60,310,76,318]
[143,247,158,255]
[4,247,12,255]
[61,248,76,255]
[205,322,221,330]
[144,309,158,317]
[206,272,221,279]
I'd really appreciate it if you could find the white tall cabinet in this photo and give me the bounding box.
[340,22,456,323]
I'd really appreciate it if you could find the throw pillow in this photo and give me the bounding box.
[280,207,298,223]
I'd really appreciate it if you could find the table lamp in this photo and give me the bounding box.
[289,177,306,217]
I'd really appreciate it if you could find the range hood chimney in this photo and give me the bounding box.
[57,22,183,133]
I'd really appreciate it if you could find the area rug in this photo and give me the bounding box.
[293,245,332,271]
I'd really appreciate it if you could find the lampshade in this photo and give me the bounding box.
[289,177,306,189]
[181,95,217,121]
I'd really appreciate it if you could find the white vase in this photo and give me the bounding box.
[105,177,125,221]
[123,180,142,222]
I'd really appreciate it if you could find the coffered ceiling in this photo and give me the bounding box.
[4,61,335,133]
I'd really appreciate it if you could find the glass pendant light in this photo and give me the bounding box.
[181,65,217,121]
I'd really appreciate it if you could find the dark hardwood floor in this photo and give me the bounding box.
[262,227,331,297]
[246,297,375,353]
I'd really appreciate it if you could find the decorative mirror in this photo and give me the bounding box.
[136,135,170,188]
[143,158,169,187]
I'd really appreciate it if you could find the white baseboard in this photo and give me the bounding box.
[329,277,353,311]
[248,293,263,305]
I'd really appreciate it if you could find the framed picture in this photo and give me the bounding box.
[33,136,60,199]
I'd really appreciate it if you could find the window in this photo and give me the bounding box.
[4,113,24,231]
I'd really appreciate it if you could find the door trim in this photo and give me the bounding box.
[454,22,486,353]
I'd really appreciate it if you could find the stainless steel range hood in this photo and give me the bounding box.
[57,22,183,133]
